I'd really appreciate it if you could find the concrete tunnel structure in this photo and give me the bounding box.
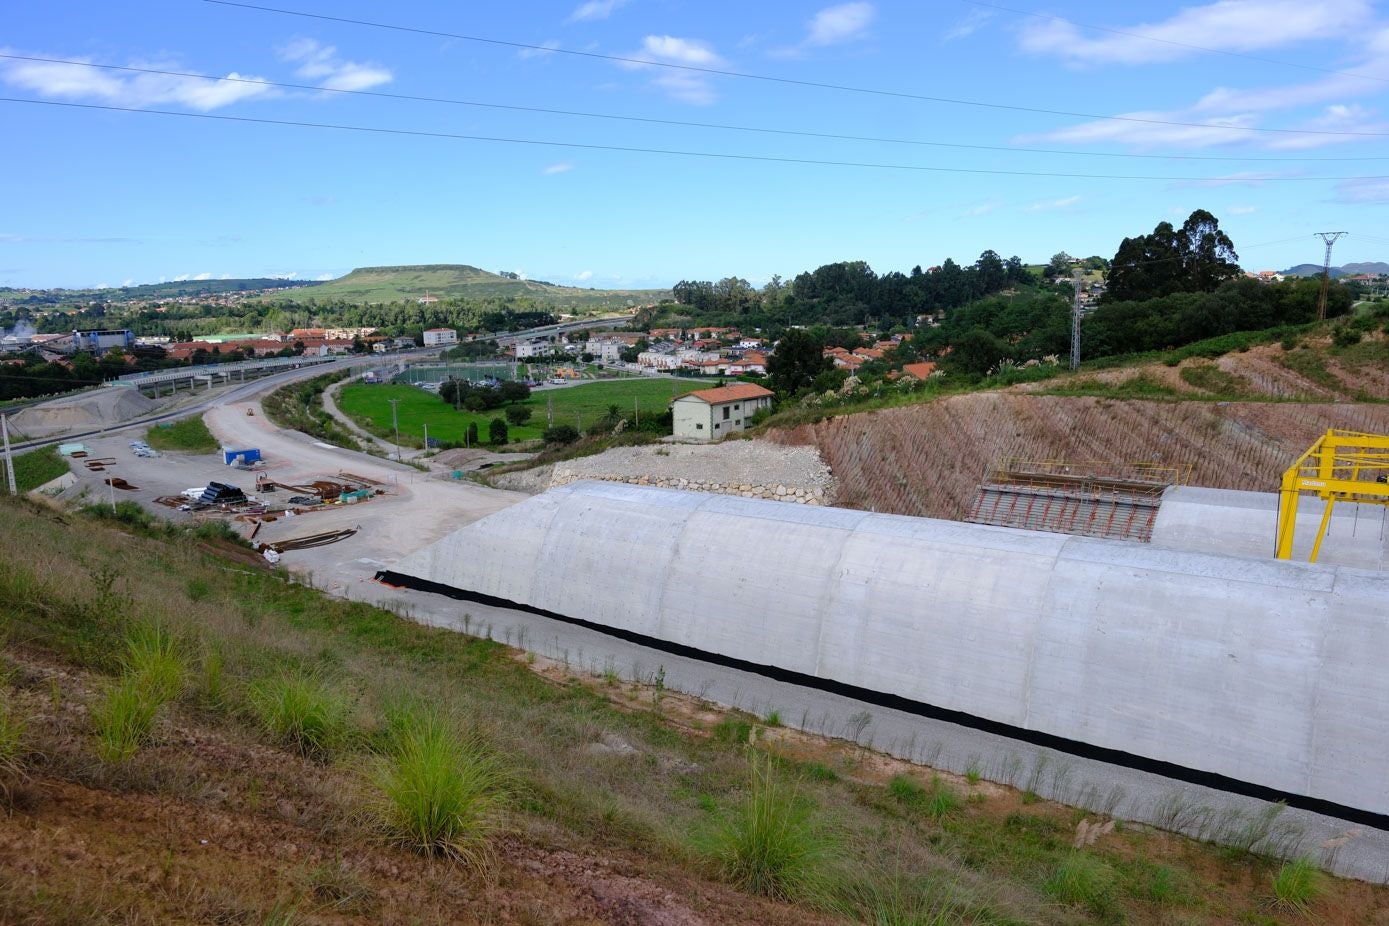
[380,480,1389,826]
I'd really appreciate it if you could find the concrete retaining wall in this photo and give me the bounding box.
[549,470,828,504]
[390,481,1389,820]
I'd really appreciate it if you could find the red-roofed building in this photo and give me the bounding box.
[901,361,938,380]
[671,383,774,440]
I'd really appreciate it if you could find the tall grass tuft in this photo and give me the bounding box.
[1271,856,1323,914]
[1043,853,1117,917]
[701,753,835,901]
[372,710,508,866]
[833,869,992,926]
[888,774,959,821]
[247,672,352,759]
[0,703,29,806]
[124,623,185,704]
[92,676,162,762]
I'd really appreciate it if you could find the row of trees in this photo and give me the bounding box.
[669,250,1035,329]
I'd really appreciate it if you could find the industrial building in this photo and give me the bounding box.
[381,478,1389,828]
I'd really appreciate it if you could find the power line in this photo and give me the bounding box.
[12,53,1389,164]
[13,96,1389,182]
[960,0,1389,86]
[202,0,1389,139]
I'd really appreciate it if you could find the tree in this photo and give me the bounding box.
[488,418,508,445]
[1105,210,1240,303]
[1046,252,1075,278]
[1180,209,1241,292]
[949,327,1010,376]
[505,404,532,426]
[498,380,530,403]
[767,328,830,396]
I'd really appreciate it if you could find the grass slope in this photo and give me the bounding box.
[145,416,218,454]
[261,264,669,309]
[11,445,69,493]
[338,379,716,447]
[2,495,1377,924]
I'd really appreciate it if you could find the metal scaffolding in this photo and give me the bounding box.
[1276,429,1389,562]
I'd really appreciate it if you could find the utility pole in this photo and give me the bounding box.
[388,397,401,460]
[1315,232,1348,321]
[1,414,16,495]
[423,422,429,452]
[547,394,553,426]
[1070,268,1083,371]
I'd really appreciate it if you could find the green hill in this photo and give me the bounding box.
[263,264,670,309]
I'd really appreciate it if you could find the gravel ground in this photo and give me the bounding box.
[553,440,834,494]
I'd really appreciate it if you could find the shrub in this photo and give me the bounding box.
[1271,856,1323,914]
[248,672,352,759]
[92,675,162,763]
[1044,853,1117,916]
[372,711,508,865]
[1333,326,1363,347]
[542,424,579,445]
[701,754,835,900]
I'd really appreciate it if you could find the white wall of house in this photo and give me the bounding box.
[672,394,772,440]
[422,329,458,346]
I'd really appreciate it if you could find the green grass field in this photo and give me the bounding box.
[146,416,218,453]
[337,379,716,447]
[12,445,70,493]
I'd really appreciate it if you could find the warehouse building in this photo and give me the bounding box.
[671,383,773,440]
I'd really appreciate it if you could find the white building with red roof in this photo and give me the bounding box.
[670,383,774,440]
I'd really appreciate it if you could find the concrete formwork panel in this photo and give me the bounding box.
[387,481,1389,820]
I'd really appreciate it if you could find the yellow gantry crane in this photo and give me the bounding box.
[1276,429,1389,562]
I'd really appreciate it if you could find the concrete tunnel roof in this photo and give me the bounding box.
[387,480,1389,823]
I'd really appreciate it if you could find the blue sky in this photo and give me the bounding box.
[4,0,1389,289]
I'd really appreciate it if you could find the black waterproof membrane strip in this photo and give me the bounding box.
[376,568,1389,832]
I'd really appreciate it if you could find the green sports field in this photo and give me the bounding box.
[336,378,716,447]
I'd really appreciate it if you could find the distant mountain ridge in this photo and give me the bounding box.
[258,264,670,309]
[1280,261,1389,278]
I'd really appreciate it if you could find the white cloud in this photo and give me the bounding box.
[314,272,334,281]
[192,272,213,280]
[943,9,995,42]
[1228,204,1259,214]
[568,0,628,23]
[1335,177,1389,202]
[574,270,594,281]
[1018,0,1373,66]
[805,2,876,46]
[173,274,191,282]
[0,51,274,111]
[623,36,724,104]
[542,161,575,175]
[959,199,1001,217]
[1026,195,1081,212]
[636,35,723,66]
[220,274,231,280]
[279,38,391,92]
[121,278,134,287]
